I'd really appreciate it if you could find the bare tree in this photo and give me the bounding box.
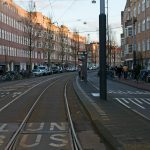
[20,0,40,74]
[59,25,67,67]
[47,21,54,69]
[42,18,54,69]
[71,30,79,68]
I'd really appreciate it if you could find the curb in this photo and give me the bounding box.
[73,77,124,150]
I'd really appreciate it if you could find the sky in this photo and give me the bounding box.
[14,0,126,45]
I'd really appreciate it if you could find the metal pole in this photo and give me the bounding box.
[107,0,110,67]
[100,0,107,100]
[133,20,136,72]
[144,0,147,69]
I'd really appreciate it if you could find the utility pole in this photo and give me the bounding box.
[106,0,110,67]
[133,17,137,72]
[99,0,107,100]
[92,0,107,100]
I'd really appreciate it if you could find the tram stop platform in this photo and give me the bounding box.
[73,76,150,150]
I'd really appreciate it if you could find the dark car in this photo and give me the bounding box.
[140,69,150,82]
[51,66,59,74]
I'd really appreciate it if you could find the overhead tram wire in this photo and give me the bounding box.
[59,0,77,20]
[48,0,56,21]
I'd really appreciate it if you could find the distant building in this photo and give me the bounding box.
[0,0,86,72]
[121,0,150,70]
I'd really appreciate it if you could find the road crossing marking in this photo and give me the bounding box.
[108,90,150,95]
[140,98,150,105]
[115,98,130,108]
[127,98,145,109]
[134,98,143,104]
[121,98,129,103]
[114,98,150,109]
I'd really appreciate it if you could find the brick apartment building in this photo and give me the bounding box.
[0,0,86,73]
[121,0,150,70]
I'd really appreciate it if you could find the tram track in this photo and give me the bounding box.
[0,75,63,113]
[0,73,82,150]
[4,78,60,150]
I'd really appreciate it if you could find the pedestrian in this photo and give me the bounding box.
[123,65,128,79]
[134,64,141,82]
[117,65,123,79]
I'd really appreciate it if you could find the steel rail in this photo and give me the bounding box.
[64,81,83,150]
[0,76,63,112]
[4,77,62,150]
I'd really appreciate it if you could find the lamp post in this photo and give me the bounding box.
[99,0,107,100]
[92,0,107,100]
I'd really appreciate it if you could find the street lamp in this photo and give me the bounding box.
[99,0,107,100]
[92,0,107,100]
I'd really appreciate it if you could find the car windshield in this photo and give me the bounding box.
[32,69,40,72]
[38,67,46,70]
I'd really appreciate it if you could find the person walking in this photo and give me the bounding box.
[117,65,123,79]
[123,65,128,79]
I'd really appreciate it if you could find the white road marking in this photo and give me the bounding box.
[0,77,57,112]
[20,134,42,148]
[108,90,150,95]
[127,98,145,109]
[134,98,143,104]
[146,98,150,102]
[91,93,100,97]
[140,98,150,105]
[115,98,130,108]
[121,98,129,103]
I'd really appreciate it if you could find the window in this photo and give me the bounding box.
[128,27,133,36]
[138,3,141,14]
[146,0,150,8]
[0,29,1,38]
[142,40,146,51]
[142,20,145,31]
[134,7,136,17]
[0,45,2,55]
[147,39,150,50]
[138,42,141,52]
[147,17,150,30]
[128,44,133,53]
[38,42,42,48]
[142,0,145,11]
[2,30,4,39]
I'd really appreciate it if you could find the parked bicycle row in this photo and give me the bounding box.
[0,66,77,81]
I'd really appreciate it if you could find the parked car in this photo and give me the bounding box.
[46,68,53,75]
[51,66,59,74]
[37,66,48,75]
[32,69,43,76]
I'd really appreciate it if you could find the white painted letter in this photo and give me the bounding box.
[0,135,5,146]
[26,123,44,131]
[49,134,68,147]
[20,134,41,148]
[0,124,8,132]
[50,122,67,131]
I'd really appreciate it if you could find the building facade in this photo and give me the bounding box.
[121,0,150,70]
[0,0,86,73]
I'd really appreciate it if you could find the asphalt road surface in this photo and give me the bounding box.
[0,73,111,150]
[88,71,150,121]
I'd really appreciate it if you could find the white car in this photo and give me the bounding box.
[32,69,43,76]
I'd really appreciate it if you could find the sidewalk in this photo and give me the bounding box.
[112,76,150,92]
[73,77,150,150]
